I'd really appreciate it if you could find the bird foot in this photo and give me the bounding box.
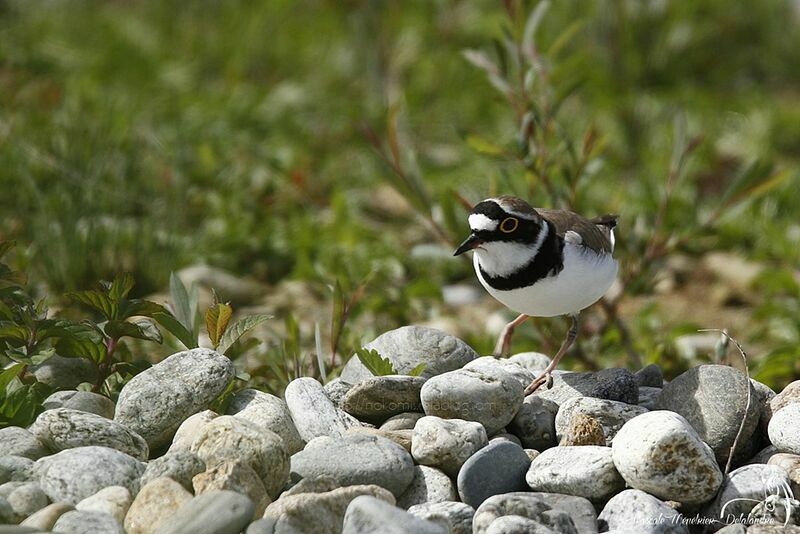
[524,371,553,396]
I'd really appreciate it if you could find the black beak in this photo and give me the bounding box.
[453,233,483,256]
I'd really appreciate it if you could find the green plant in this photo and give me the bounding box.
[356,348,426,377]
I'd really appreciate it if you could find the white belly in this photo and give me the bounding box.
[474,244,618,317]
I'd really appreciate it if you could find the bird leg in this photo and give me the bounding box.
[524,314,579,395]
[493,314,529,357]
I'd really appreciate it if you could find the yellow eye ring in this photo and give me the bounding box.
[500,217,518,233]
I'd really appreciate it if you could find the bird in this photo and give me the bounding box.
[453,195,618,395]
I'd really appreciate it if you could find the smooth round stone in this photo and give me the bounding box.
[346,427,412,453]
[42,390,115,419]
[634,364,663,387]
[464,357,535,390]
[0,496,14,524]
[638,387,662,410]
[421,367,523,435]
[599,489,687,534]
[284,377,362,442]
[342,495,447,534]
[611,411,722,504]
[380,412,425,431]
[35,446,144,505]
[19,501,73,530]
[655,364,760,464]
[291,433,414,497]
[29,355,98,390]
[411,416,488,477]
[526,492,597,533]
[457,441,530,509]
[526,445,624,503]
[506,395,558,450]
[472,492,568,534]
[768,403,800,454]
[339,326,477,384]
[124,477,193,534]
[167,410,218,453]
[75,486,131,524]
[484,514,542,533]
[245,518,277,534]
[226,388,304,455]
[190,415,289,499]
[342,376,426,424]
[263,484,394,531]
[140,450,205,492]
[193,459,270,516]
[0,456,35,483]
[0,428,50,460]
[555,397,648,445]
[408,501,475,534]
[769,380,800,415]
[507,353,552,374]
[702,464,793,522]
[2,482,49,523]
[159,490,255,534]
[115,348,235,451]
[324,379,354,407]
[533,368,638,406]
[751,379,776,433]
[53,509,124,533]
[768,453,800,493]
[397,466,456,509]
[30,408,149,461]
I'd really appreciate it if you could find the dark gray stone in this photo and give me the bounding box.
[507,395,558,450]
[342,376,425,424]
[29,355,98,390]
[638,387,662,410]
[42,390,115,419]
[342,495,447,533]
[457,441,530,508]
[656,364,760,464]
[340,326,477,384]
[634,364,663,387]
[533,368,638,406]
[159,490,255,534]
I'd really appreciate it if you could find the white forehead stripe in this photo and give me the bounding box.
[491,198,539,221]
[468,213,498,232]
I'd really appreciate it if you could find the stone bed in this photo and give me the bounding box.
[1,325,799,533]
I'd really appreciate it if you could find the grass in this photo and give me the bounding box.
[1,0,799,393]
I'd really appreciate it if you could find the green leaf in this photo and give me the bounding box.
[67,290,116,321]
[152,310,198,349]
[120,298,165,319]
[54,323,106,364]
[217,313,272,355]
[104,318,163,343]
[0,362,25,392]
[8,347,55,366]
[356,348,396,376]
[522,0,551,52]
[0,270,27,289]
[465,134,505,156]
[108,273,135,303]
[408,363,427,377]
[0,241,15,261]
[169,272,195,334]
[205,302,233,349]
[0,324,30,343]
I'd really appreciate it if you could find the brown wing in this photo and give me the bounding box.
[537,209,618,254]
[495,196,541,219]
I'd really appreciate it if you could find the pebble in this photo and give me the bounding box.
[702,464,793,523]
[484,514,543,533]
[342,495,447,533]
[464,357,536,390]
[555,397,648,445]
[323,378,354,407]
[291,433,414,497]
[638,386,662,410]
[140,450,205,492]
[599,489,687,534]
[245,518,277,534]
[559,413,606,446]
[411,416,488,477]
[507,352,552,374]
[526,445,624,503]
[533,368,638,406]
[339,326,477,383]
[158,490,255,534]
[408,501,475,534]
[115,348,235,450]
[42,390,115,419]
[655,364,760,464]
[53,509,125,533]
[421,367,523,435]
[342,375,425,424]
[525,492,597,533]
[0,496,13,524]
[768,402,800,454]
[346,427,413,452]
[457,441,530,508]
[490,432,522,447]
[193,459,271,516]
[767,452,800,493]
[397,466,457,509]
[769,379,800,414]
[263,484,394,533]
[0,456,35,483]
[190,415,289,499]
[167,410,218,452]
[75,486,131,524]
[19,501,73,530]
[1,482,49,523]
[472,492,574,534]
[35,446,144,505]
[634,364,663,387]
[506,395,559,450]
[751,379,776,434]
[284,377,362,442]
[0,428,50,460]
[611,411,722,504]
[380,412,425,431]
[226,388,305,455]
[29,355,97,390]
[124,477,192,534]
[30,408,149,461]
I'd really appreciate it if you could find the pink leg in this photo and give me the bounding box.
[524,314,579,395]
[493,314,529,357]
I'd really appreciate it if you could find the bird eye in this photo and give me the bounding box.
[500,217,518,233]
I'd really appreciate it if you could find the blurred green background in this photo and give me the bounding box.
[2,0,799,391]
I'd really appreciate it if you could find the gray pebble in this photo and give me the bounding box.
[284,377,362,442]
[226,388,304,455]
[18,501,73,530]
[339,326,477,384]
[457,441,530,508]
[2,482,49,524]
[380,412,425,431]
[0,456,35,484]
[42,390,115,419]
[506,395,559,450]
[702,464,793,523]
[526,445,624,504]
[533,368,638,406]
[634,364,663,387]
[464,357,536,390]
[507,353,552,374]
[245,518,277,534]
[52,510,124,534]
[159,490,255,534]
[397,466,456,509]
[472,492,563,534]
[525,492,597,533]
[291,433,414,497]
[0,428,50,460]
[342,375,425,424]
[75,486,131,524]
[140,450,205,492]
[29,355,97,390]
[342,495,446,533]
[768,403,800,454]
[638,387,662,410]
[599,489,687,533]
[115,348,235,450]
[323,378,354,407]
[408,501,475,534]
[555,397,648,445]
[411,416,488,477]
